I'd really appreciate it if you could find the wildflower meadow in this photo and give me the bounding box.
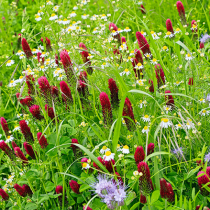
[1,0,210,209]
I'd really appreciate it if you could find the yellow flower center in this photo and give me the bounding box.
[105,151,111,156]
[7,60,11,63]
[102,146,107,150]
[161,118,169,123]
[82,163,87,168]
[35,15,40,18]
[166,31,171,35]
[117,144,120,148]
[123,145,129,149]
[151,31,155,34]
[144,126,148,130]
[7,136,11,139]
[140,31,144,34]
[137,63,142,66]
[187,53,191,57]
[125,27,129,29]
[144,115,149,118]
[51,13,56,17]
[203,110,206,113]
[124,69,129,72]
[163,46,168,50]
[152,58,157,62]
[176,28,180,31]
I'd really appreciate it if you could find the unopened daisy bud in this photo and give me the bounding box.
[60,81,73,108]
[176,1,187,26]
[140,4,146,14]
[0,140,15,160]
[60,49,76,86]
[19,120,34,143]
[137,162,153,195]
[108,78,119,109]
[136,32,151,58]
[21,38,33,58]
[155,64,165,88]
[38,76,52,105]
[22,184,32,196]
[14,184,27,197]
[0,189,9,200]
[147,143,155,155]
[99,92,113,127]
[197,171,210,196]
[45,104,55,121]
[123,98,136,131]
[166,19,174,33]
[69,180,80,194]
[14,147,28,164]
[165,90,174,107]
[0,117,10,136]
[188,77,193,85]
[134,146,145,164]
[26,75,35,95]
[37,132,48,149]
[29,105,44,120]
[148,79,154,93]
[23,142,36,159]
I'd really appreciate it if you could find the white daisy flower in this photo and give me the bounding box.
[164,31,174,38]
[100,146,110,154]
[73,6,78,10]
[92,28,98,34]
[144,53,152,59]
[142,115,150,122]
[46,1,53,5]
[103,151,115,161]
[82,14,89,19]
[174,81,182,86]
[163,106,172,114]
[81,0,88,5]
[13,125,20,132]
[37,10,44,15]
[133,171,139,176]
[16,50,24,56]
[136,80,144,86]
[40,52,49,58]
[6,135,14,143]
[53,6,59,12]
[151,31,160,40]
[82,162,90,170]
[199,109,210,116]
[160,118,172,128]
[39,65,48,72]
[174,28,181,34]
[32,48,40,54]
[185,119,195,129]
[117,144,122,151]
[134,63,144,70]
[120,69,130,76]
[111,30,119,36]
[150,58,158,65]
[8,80,17,87]
[139,100,147,108]
[199,98,205,103]
[19,54,25,60]
[70,12,77,18]
[6,60,15,66]
[185,53,193,61]
[162,46,169,51]
[49,13,58,21]
[53,68,64,77]
[142,126,149,134]
[57,74,66,81]
[35,14,42,21]
[124,27,131,32]
[117,28,123,33]
[175,123,182,130]
[17,114,22,118]
[62,18,70,25]
[122,145,130,154]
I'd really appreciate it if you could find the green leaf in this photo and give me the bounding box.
[151,190,160,204]
[47,133,57,145]
[130,202,140,210]
[77,196,84,203]
[25,203,37,210]
[79,183,91,192]
[146,152,172,162]
[125,191,136,205]
[45,181,55,192]
[185,166,200,180]
[60,136,71,145]
[46,144,58,157]
[26,169,39,179]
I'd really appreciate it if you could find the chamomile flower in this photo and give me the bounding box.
[32,48,39,54]
[103,151,115,161]
[101,62,108,69]
[70,12,76,18]
[13,125,20,132]
[39,65,48,72]
[160,118,172,128]
[174,28,181,34]
[119,45,126,51]
[174,81,182,86]
[164,31,174,38]
[199,109,210,116]
[57,74,65,81]
[119,69,130,76]
[137,1,142,5]
[53,5,59,12]
[6,135,14,143]
[175,123,183,130]
[140,31,147,36]
[124,27,131,32]
[185,119,195,129]
[136,80,144,86]
[144,53,152,59]
[191,24,197,32]
[150,58,158,65]
[73,5,78,10]
[117,144,122,151]
[185,53,193,61]
[8,80,17,87]
[53,68,64,77]
[163,106,172,114]
[142,115,150,122]
[49,13,58,21]
[151,31,160,40]
[142,126,149,134]
[122,145,130,154]
[139,100,147,108]
[82,14,89,19]
[19,54,25,59]
[16,50,24,56]
[35,14,42,21]
[79,122,88,127]
[46,1,53,5]
[162,46,169,51]
[134,63,144,70]
[6,60,15,66]
[82,162,90,170]
[117,28,123,33]
[100,146,110,154]
[37,10,44,15]
[199,98,205,103]
[62,18,70,25]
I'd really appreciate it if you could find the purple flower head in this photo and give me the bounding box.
[91,174,126,209]
[172,147,183,159]
[206,94,210,102]
[200,34,210,44]
[204,151,210,163]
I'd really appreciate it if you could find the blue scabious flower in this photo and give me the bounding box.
[91,174,126,210]
[200,34,210,43]
[204,152,210,163]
